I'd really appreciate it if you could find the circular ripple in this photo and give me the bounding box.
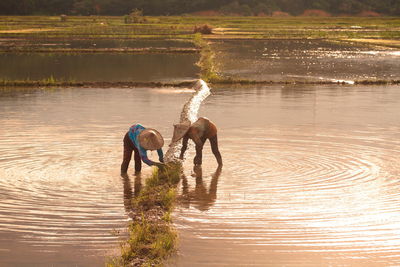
[176,127,400,266]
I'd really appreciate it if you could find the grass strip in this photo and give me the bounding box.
[0,47,199,54]
[193,33,223,82]
[0,79,197,88]
[2,78,399,88]
[208,78,400,85]
[108,163,182,267]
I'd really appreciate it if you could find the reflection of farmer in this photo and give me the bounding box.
[121,124,165,174]
[120,172,142,216]
[172,117,222,167]
[180,165,222,211]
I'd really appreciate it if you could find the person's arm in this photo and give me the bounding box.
[179,135,189,160]
[139,147,156,166]
[157,148,164,163]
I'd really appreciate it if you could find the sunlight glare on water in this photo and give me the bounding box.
[0,86,193,266]
[171,84,400,267]
[213,40,400,82]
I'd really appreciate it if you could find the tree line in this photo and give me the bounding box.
[1,0,399,16]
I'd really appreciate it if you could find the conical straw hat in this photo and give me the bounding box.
[171,121,191,143]
[138,128,164,150]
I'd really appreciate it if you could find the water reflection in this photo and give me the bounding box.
[121,173,142,215]
[172,84,400,267]
[0,86,191,266]
[0,39,194,50]
[213,39,400,82]
[0,53,199,82]
[179,166,222,212]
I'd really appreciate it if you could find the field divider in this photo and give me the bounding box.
[108,80,210,267]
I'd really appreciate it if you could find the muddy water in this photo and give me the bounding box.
[0,53,198,82]
[0,39,194,49]
[1,84,399,266]
[171,84,400,266]
[0,86,194,266]
[213,40,400,82]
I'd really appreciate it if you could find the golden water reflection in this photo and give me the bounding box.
[0,86,192,266]
[171,84,400,267]
[179,166,222,212]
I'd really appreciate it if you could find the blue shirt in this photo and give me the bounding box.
[128,124,163,166]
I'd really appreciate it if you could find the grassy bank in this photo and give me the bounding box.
[1,77,399,89]
[0,79,196,88]
[109,163,182,266]
[1,15,399,87]
[193,33,222,82]
[0,47,199,53]
[0,16,399,42]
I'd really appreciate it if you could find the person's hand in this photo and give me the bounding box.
[155,162,166,170]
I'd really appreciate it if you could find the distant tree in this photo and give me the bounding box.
[309,0,331,11]
[392,1,400,15]
[220,1,241,14]
[253,1,279,15]
[337,0,366,14]
[72,0,100,15]
[3,0,36,15]
[220,1,253,15]
[35,0,75,15]
[0,0,399,16]
[277,0,306,15]
[0,0,17,14]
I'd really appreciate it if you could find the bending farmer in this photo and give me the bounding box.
[121,124,165,174]
[172,117,222,167]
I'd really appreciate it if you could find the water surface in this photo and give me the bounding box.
[213,40,400,82]
[0,39,194,49]
[1,84,400,266]
[0,86,194,266]
[171,84,400,266]
[0,53,199,82]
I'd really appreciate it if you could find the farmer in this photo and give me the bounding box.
[172,117,222,167]
[121,124,165,174]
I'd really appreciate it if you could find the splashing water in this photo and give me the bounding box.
[164,79,211,163]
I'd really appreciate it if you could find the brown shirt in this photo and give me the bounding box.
[186,117,217,144]
[180,117,222,165]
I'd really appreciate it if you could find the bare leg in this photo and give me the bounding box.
[209,134,222,166]
[193,140,205,166]
[121,146,133,174]
[133,145,142,172]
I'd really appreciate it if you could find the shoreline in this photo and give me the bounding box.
[1,79,399,88]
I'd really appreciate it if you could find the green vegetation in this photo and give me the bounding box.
[0,78,196,88]
[1,0,399,16]
[109,163,182,267]
[0,16,398,40]
[0,16,399,87]
[193,33,222,82]
[0,47,199,53]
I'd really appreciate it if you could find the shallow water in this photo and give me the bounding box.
[170,84,400,266]
[0,53,198,82]
[0,39,194,49]
[0,86,194,266]
[213,40,400,82]
[1,84,400,266]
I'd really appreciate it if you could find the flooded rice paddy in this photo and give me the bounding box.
[171,84,400,266]
[0,53,199,82]
[0,38,400,266]
[0,86,193,266]
[0,39,195,50]
[213,40,400,82]
[1,84,399,266]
